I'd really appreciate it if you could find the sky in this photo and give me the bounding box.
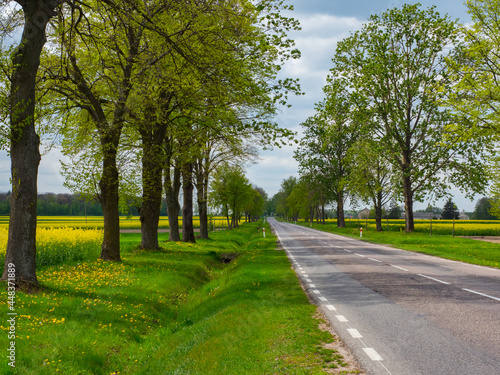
[0,0,481,212]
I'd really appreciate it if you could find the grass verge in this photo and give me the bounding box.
[293,220,500,269]
[1,221,358,374]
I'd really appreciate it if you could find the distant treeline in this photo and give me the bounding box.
[0,192,168,216]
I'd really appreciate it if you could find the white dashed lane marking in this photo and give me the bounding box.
[347,328,363,339]
[325,305,337,311]
[336,315,348,322]
[390,265,409,272]
[417,274,450,285]
[363,348,384,361]
[462,288,500,302]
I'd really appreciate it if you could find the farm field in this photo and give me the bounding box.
[291,219,500,269]
[318,218,500,237]
[0,216,229,230]
[0,222,358,374]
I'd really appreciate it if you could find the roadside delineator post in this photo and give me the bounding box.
[263,227,265,238]
[360,227,363,238]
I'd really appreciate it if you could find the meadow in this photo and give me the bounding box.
[294,219,500,269]
[0,220,358,374]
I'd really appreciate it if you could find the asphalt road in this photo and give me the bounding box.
[268,218,500,375]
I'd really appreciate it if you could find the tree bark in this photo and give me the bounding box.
[2,1,59,284]
[182,162,196,243]
[195,159,209,239]
[99,134,121,261]
[402,150,415,232]
[337,192,346,228]
[403,174,415,232]
[140,140,163,250]
[374,192,384,232]
[165,163,181,241]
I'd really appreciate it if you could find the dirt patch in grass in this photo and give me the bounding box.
[460,236,500,244]
[315,309,365,374]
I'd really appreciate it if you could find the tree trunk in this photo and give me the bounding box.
[99,139,121,261]
[165,164,181,241]
[337,192,346,228]
[403,176,415,232]
[140,140,163,250]
[195,161,209,239]
[2,2,58,284]
[182,162,196,243]
[402,159,414,232]
[225,204,231,229]
[374,195,384,232]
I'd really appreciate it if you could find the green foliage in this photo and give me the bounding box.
[209,164,256,227]
[472,197,496,220]
[272,176,297,218]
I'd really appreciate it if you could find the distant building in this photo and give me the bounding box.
[459,211,470,220]
[401,212,442,220]
[358,208,370,219]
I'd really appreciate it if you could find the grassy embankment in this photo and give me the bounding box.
[292,219,500,269]
[1,221,358,375]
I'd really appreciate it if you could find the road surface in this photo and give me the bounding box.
[268,218,500,375]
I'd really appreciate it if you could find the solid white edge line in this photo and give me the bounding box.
[462,288,500,302]
[363,348,383,361]
[417,274,450,285]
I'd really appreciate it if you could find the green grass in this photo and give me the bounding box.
[294,220,500,269]
[1,222,354,374]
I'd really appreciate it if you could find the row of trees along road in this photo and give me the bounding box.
[294,3,497,234]
[0,0,300,285]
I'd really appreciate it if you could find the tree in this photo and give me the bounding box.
[346,136,395,231]
[332,4,490,233]
[295,79,360,228]
[472,197,496,220]
[274,176,297,220]
[209,164,253,230]
[1,0,62,285]
[286,182,307,221]
[442,198,460,220]
[446,0,500,139]
[388,199,402,219]
[445,0,500,222]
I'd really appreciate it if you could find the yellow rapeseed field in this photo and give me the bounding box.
[307,218,500,236]
[0,226,103,267]
[0,215,229,230]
